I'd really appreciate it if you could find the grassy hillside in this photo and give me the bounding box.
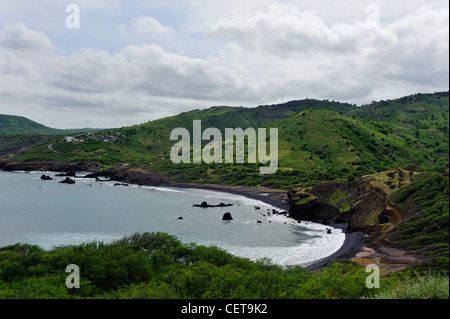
[0,115,63,135]
[387,172,449,270]
[0,135,61,157]
[269,108,439,179]
[1,92,448,189]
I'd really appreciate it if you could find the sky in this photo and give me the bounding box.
[0,1,448,129]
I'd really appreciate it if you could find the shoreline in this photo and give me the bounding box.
[162,182,291,211]
[0,165,366,269]
[160,183,368,270]
[304,231,366,270]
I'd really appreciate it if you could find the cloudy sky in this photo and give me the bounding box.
[0,1,448,129]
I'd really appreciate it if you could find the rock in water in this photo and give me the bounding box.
[193,201,234,208]
[40,174,53,180]
[114,183,129,186]
[59,177,76,184]
[222,212,233,221]
[217,202,233,207]
[198,201,209,208]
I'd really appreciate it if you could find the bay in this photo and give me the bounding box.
[0,170,345,266]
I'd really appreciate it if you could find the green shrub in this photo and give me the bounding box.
[366,272,449,299]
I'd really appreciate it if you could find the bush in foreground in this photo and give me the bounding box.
[0,232,448,299]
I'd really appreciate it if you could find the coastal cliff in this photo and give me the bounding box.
[287,167,414,232]
[286,167,447,272]
[0,159,103,172]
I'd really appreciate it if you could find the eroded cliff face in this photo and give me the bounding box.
[288,168,416,239]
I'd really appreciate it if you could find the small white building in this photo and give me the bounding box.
[64,136,83,143]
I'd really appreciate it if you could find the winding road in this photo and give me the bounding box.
[48,144,59,153]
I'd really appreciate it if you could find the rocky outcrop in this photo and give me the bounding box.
[193,201,234,208]
[0,159,185,188]
[286,167,424,272]
[59,177,76,184]
[287,191,342,225]
[288,167,414,233]
[40,174,53,180]
[222,212,233,221]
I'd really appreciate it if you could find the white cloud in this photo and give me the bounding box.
[119,16,174,37]
[0,2,448,128]
[204,4,344,55]
[204,3,447,58]
[0,22,54,53]
[0,23,251,128]
[203,3,449,103]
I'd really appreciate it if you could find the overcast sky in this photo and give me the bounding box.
[0,1,448,129]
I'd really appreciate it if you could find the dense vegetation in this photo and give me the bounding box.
[0,232,447,299]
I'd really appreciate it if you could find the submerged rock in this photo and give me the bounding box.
[40,174,53,181]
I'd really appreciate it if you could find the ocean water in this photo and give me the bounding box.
[0,170,345,266]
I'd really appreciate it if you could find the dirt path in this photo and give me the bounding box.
[351,200,421,274]
[352,246,422,275]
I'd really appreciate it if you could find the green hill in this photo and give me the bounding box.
[0,114,63,135]
[1,91,448,188]
[0,114,102,135]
